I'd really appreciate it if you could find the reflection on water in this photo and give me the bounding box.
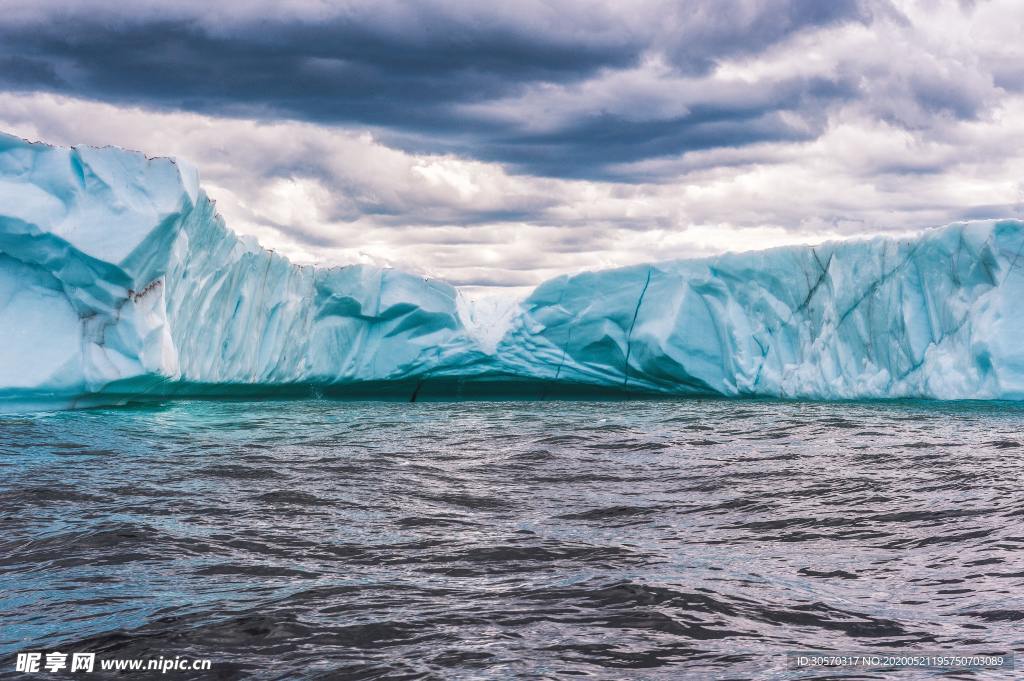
[2,399,1024,678]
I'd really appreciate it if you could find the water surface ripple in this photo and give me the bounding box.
[2,399,1024,679]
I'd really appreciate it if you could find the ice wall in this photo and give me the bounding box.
[0,133,484,408]
[498,223,1024,399]
[1,132,1023,408]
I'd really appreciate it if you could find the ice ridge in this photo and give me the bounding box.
[1,132,1023,409]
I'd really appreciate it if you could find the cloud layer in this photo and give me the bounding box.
[0,0,1022,289]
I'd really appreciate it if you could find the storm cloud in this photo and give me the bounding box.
[0,0,1021,288]
[0,0,874,176]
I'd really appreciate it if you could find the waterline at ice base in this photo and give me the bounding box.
[2,132,1024,411]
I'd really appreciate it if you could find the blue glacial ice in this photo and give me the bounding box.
[2,131,1024,409]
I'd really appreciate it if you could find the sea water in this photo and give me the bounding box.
[2,399,1023,678]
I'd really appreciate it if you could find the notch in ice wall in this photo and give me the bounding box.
[1,131,1023,409]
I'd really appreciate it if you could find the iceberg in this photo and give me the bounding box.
[1,131,1023,409]
[501,225,1024,400]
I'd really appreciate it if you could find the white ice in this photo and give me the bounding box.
[2,132,1023,409]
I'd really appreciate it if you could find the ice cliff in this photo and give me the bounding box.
[2,132,1023,409]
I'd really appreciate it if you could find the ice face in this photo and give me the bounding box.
[0,133,484,409]
[500,223,1024,399]
[1,131,1023,409]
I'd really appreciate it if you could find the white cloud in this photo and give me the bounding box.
[1,0,1023,291]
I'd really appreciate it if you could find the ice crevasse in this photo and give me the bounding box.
[1,131,1023,410]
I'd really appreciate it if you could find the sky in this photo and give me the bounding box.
[0,0,1022,291]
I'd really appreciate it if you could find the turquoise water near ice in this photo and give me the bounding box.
[2,398,1024,678]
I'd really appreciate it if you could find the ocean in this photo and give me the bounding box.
[2,398,1023,679]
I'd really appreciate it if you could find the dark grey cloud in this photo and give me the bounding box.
[659,0,872,73]
[0,56,65,88]
[0,0,875,178]
[484,75,857,179]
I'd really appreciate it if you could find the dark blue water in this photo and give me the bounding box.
[2,399,1024,679]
